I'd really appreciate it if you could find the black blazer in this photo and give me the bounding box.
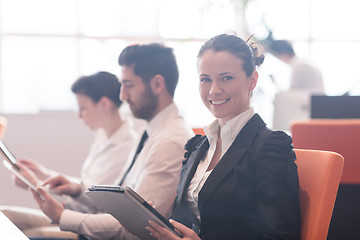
[171,114,301,240]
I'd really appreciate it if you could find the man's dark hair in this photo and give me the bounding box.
[71,71,122,107]
[118,43,179,97]
[268,40,296,57]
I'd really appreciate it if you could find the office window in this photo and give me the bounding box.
[0,0,359,127]
[77,0,160,37]
[0,0,235,128]
[1,0,77,34]
[159,0,235,39]
[1,36,78,112]
[247,0,360,97]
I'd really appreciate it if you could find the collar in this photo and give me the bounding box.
[145,102,178,137]
[95,119,132,149]
[204,107,255,145]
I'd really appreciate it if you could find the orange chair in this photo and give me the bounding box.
[0,116,7,139]
[192,128,205,135]
[291,119,360,184]
[294,149,343,240]
[291,119,360,239]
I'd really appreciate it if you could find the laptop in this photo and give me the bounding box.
[311,95,360,119]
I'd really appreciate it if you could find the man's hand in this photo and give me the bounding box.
[43,175,82,197]
[31,187,64,224]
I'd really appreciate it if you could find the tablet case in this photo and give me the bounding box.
[85,185,182,240]
[0,140,20,170]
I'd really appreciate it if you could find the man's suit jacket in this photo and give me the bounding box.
[171,114,301,240]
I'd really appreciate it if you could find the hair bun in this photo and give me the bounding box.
[249,42,265,66]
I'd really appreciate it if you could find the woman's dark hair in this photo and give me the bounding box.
[197,34,265,77]
[118,43,179,97]
[71,71,122,108]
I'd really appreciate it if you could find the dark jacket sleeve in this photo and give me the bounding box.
[253,130,301,239]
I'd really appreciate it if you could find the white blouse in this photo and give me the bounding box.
[185,107,255,221]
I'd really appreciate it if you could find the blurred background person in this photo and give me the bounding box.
[266,34,324,94]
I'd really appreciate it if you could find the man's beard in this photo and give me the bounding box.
[130,87,158,121]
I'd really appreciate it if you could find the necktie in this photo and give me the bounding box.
[118,131,148,185]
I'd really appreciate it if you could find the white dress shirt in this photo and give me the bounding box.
[60,102,194,240]
[81,120,138,186]
[290,57,324,93]
[186,108,255,220]
[62,120,138,213]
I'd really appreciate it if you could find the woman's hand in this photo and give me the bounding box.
[12,162,41,189]
[31,187,64,224]
[43,175,82,197]
[147,219,201,240]
[17,158,51,181]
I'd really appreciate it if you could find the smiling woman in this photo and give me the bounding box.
[146,34,301,240]
[198,50,258,126]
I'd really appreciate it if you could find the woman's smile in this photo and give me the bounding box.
[209,98,230,105]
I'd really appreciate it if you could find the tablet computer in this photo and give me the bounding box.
[2,160,38,192]
[0,140,20,170]
[86,185,183,240]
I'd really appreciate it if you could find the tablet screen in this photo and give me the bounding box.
[0,140,19,170]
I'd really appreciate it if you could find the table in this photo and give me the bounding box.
[0,211,29,240]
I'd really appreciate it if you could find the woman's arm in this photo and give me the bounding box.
[255,131,301,240]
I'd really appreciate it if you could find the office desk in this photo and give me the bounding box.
[0,211,29,239]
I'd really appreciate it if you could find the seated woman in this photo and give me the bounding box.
[1,71,138,238]
[147,34,301,240]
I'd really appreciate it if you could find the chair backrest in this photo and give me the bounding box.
[0,116,7,139]
[294,149,344,240]
[192,128,205,135]
[291,119,360,183]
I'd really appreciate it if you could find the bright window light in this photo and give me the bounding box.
[0,0,360,128]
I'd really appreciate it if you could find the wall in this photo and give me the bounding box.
[0,112,94,208]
